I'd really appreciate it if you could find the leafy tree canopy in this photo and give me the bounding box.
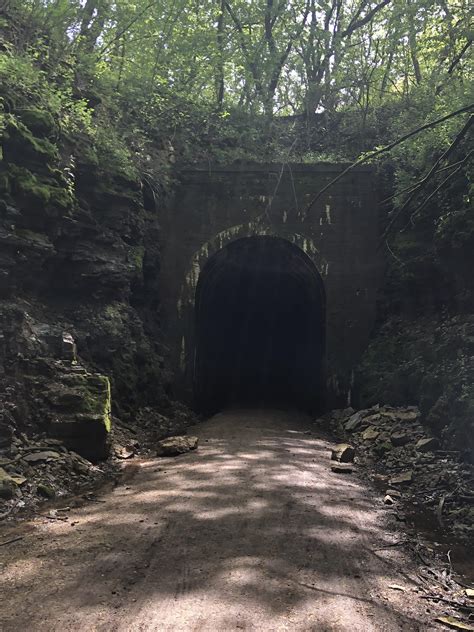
[0,0,472,226]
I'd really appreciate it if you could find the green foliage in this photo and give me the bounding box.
[0,0,472,272]
[0,0,472,454]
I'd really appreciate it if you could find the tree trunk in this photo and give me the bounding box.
[215,0,225,109]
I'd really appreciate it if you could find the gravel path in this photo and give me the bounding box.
[0,410,444,631]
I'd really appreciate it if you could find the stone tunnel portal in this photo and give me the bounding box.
[194,236,326,413]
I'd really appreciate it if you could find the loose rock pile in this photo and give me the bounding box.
[0,400,199,518]
[320,405,474,542]
[0,435,109,516]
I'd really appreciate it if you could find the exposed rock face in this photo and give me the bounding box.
[358,316,474,462]
[0,322,112,460]
[0,102,178,463]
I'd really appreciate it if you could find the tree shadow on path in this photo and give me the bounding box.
[0,410,441,631]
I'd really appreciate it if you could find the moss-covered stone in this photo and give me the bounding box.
[9,165,51,204]
[5,163,73,213]
[48,371,112,461]
[3,115,58,165]
[19,108,56,137]
[14,229,54,251]
[0,468,18,499]
[128,245,145,272]
[37,483,55,499]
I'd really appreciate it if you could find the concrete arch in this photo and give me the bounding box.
[161,163,381,409]
[178,221,328,315]
[193,235,327,413]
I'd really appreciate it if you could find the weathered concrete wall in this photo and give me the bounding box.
[160,163,381,408]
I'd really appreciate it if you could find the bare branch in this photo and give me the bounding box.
[407,150,473,226]
[340,0,391,37]
[98,1,156,59]
[447,39,472,75]
[303,103,474,218]
[380,114,473,242]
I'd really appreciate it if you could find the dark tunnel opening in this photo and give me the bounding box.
[194,236,326,414]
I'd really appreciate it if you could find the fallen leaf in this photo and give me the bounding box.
[435,616,474,631]
[387,584,406,592]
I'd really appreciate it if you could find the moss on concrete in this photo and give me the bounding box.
[47,370,112,460]
[53,372,112,431]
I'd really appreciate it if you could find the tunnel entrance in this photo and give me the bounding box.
[194,236,326,413]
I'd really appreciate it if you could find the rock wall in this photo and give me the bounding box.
[356,217,474,462]
[0,106,174,460]
[2,103,470,467]
[357,314,474,462]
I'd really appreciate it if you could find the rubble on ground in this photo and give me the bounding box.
[156,435,199,456]
[331,443,355,463]
[0,299,199,519]
[0,435,110,517]
[319,405,474,543]
[0,399,199,519]
[330,463,354,474]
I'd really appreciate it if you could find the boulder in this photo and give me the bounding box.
[48,371,112,461]
[380,408,419,422]
[114,445,135,459]
[331,443,355,463]
[10,474,27,486]
[23,450,62,463]
[374,441,393,456]
[362,426,380,441]
[157,435,198,456]
[345,411,365,432]
[389,470,413,486]
[385,488,402,499]
[328,407,354,423]
[415,437,439,452]
[390,432,412,447]
[0,467,18,499]
[70,452,91,474]
[37,483,55,498]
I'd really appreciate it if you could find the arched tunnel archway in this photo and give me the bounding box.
[194,236,326,413]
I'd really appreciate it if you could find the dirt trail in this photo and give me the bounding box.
[0,410,445,631]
